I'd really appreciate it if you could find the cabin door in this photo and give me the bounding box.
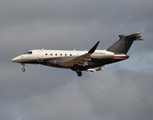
[37,49,43,62]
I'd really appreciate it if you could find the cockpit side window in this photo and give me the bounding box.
[24,51,28,54]
[27,51,32,54]
[24,51,32,54]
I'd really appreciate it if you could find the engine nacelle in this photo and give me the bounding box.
[91,50,114,59]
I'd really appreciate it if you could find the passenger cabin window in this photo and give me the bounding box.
[55,53,57,56]
[70,54,72,56]
[45,53,48,56]
[50,53,52,56]
[60,54,62,56]
[65,54,67,56]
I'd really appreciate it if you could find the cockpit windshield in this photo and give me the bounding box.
[24,51,32,54]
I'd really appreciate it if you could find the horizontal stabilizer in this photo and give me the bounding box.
[125,32,143,41]
[136,38,143,41]
[125,32,141,38]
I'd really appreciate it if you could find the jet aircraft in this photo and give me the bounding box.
[12,33,143,77]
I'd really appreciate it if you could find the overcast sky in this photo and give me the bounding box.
[1,0,153,120]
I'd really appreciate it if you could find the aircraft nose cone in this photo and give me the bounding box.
[12,56,22,63]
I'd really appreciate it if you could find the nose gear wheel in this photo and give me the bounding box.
[21,63,25,72]
[22,68,25,72]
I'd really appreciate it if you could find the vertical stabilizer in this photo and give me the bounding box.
[107,33,143,54]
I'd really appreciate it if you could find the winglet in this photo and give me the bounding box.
[88,41,100,53]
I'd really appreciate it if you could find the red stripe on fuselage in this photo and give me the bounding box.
[114,55,129,59]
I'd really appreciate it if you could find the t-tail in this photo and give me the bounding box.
[107,32,143,54]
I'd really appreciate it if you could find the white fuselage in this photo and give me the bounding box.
[12,49,115,64]
[12,48,129,77]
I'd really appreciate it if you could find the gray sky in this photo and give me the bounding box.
[1,0,153,120]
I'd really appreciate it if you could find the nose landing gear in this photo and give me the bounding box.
[21,63,25,72]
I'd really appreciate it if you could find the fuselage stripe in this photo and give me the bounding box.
[114,55,129,58]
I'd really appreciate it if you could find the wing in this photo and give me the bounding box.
[58,41,100,67]
[59,53,91,67]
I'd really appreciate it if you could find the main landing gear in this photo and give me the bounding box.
[71,66,83,77]
[76,69,82,77]
[76,71,82,77]
[21,63,25,72]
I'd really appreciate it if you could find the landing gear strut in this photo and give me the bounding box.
[21,63,25,72]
